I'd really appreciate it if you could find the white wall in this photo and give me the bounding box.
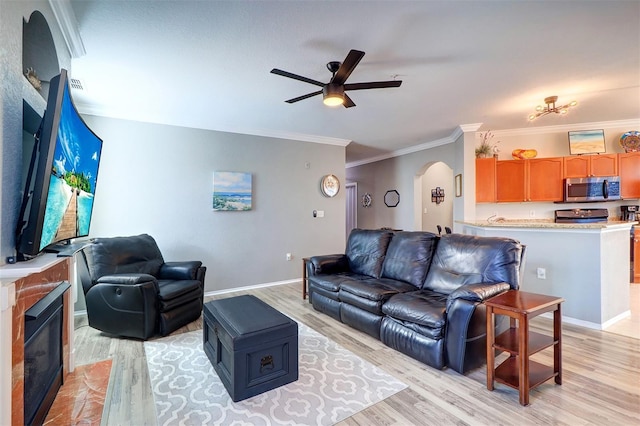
[420,162,453,234]
[82,115,346,293]
[346,143,457,231]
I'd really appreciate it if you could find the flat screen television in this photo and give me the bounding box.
[16,69,103,259]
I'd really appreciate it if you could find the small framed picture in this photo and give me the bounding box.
[568,130,606,155]
[455,174,462,197]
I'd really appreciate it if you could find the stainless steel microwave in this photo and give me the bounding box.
[564,176,621,202]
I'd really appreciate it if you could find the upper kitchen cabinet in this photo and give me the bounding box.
[476,158,496,203]
[619,152,640,199]
[496,160,526,202]
[564,154,618,178]
[528,157,564,201]
[496,158,564,202]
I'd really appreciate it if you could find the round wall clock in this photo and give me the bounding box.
[320,174,340,197]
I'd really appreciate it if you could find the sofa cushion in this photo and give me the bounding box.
[381,290,448,329]
[338,278,417,315]
[381,231,438,287]
[340,278,417,302]
[308,273,370,293]
[345,229,394,278]
[423,234,523,294]
[157,279,203,311]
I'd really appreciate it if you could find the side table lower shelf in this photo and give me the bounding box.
[494,357,559,391]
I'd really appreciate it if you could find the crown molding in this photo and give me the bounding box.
[49,0,86,58]
[347,119,640,168]
[215,126,352,146]
[346,128,461,168]
[458,123,483,133]
[485,119,640,137]
[76,103,352,147]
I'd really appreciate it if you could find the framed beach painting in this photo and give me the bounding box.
[568,130,606,155]
[212,171,252,211]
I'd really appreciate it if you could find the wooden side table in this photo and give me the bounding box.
[302,257,310,299]
[485,290,564,406]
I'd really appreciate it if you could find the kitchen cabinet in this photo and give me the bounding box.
[496,157,564,202]
[528,157,565,201]
[496,160,526,202]
[476,158,496,203]
[619,152,640,199]
[564,154,618,178]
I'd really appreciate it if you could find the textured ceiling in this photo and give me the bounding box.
[67,1,640,164]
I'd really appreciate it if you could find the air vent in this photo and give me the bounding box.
[69,78,84,91]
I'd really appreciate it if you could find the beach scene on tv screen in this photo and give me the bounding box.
[40,88,102,250]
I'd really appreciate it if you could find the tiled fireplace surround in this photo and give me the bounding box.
[0,255,73,426]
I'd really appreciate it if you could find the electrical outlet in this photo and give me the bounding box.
[536,267,546,279]
[286,253,292,261]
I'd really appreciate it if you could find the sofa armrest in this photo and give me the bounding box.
[308,254,349,276]
[446,282,510,312]
[97,273,157,285]
[159,261,203,280]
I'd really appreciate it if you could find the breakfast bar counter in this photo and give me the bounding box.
[460,219,633,230]
[459,220,635,330]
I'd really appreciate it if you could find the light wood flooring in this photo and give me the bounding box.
[73,283,640,426]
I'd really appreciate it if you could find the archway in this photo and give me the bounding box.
[413,161,454,234]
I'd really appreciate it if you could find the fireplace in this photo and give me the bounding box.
[0,255,72,426]
[23,281,69,426]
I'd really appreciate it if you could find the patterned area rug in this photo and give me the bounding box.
[144,323,407,426]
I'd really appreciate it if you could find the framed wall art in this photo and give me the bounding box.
[568,129,606,155]
[455,174,462,197]
[213,171,252,211]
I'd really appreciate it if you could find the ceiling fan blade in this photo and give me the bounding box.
[331,50,365,85]
[285,90,323,103]
[343,94,356,108]
[344,80,402,91]
[271,69,325,87]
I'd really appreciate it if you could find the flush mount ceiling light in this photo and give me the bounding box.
[528,96,578,121]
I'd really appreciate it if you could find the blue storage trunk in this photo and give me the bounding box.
[203,295,298,402]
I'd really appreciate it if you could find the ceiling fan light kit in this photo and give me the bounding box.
[271,49,402,108]
[528,95,578,121]
[322,84,345,106]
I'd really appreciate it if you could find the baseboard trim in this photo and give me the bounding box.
[539,310,632,330]
[73,279,300,317]
[203,278,299,298]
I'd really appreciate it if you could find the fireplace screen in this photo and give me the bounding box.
[23,281,69,425]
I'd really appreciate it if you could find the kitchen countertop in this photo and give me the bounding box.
[459,219,637,230]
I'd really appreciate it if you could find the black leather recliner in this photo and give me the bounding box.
[77,234,206,339]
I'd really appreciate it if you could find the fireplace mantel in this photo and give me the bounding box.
[0,255,75,426]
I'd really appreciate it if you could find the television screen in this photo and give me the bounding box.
[17,69,103,257]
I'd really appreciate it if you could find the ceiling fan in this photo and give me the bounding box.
[270,49,402,108]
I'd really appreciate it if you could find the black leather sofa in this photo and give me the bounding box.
[77,234,207,339]
[307,229,524,374]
